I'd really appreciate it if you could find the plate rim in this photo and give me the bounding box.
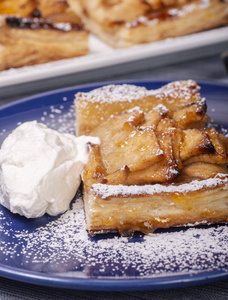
[0,79,228,291]
[0,27,228,89]
[0,79,228,114]
[0,264,227,291]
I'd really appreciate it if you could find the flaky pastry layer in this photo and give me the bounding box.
[84,176,228,235]
[0,22,88,70]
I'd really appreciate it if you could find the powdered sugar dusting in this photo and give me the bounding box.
[153,104,169,113]
[126,106,142,113]
[76,80,200,104]
[39,103,76,135]
[0,87,227,282]
[76,84,149,103]
[125,0,210,28]
[168,3,196,18]
[91,175,228,199]
[0,194,227,278]
[154,80,200,101]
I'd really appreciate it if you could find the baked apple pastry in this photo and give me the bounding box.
[68,0,228,48]
[75,80,228,235]
[0,0,88,70]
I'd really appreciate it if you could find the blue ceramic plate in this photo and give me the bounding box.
[0,80,228,291]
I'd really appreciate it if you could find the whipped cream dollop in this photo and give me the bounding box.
[0,121,99,218]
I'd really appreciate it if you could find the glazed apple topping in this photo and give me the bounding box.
[83,99,228,186]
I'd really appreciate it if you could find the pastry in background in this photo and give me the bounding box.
[0,0,88,71]
[68,0,228,48]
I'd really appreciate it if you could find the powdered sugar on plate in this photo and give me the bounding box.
[0,88,227,281]
[38,102,76,135]
[0,193,227,278]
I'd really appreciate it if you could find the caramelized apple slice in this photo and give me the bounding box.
[94,0,149,23]
[105,129,163,173]
[92,110,163,173]
[145,0,191,10]
[125,161,173,184]
[142,104,169,130]
[85,165,130,186]
[156,117,177,133]
[83,144,106,181]
[158,131,180,178]
[180,129,214,161]
[126,132,180,184]
[172,99,207,129]
[123,108,145,129]
[35,0,69,18]
[184,128,228,165]
[181,163,228,179]
[0,0,35,17]
[219,133,228,149]
[170,127,183,169]
[208,128,228,158]
[104,165,130,185]
[107,128,163,173]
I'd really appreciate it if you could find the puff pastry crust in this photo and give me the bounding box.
[75,81,228,235]
[0,0,88,70]
[69,0,228,48]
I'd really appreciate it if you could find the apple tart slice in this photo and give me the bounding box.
[68,0,228,48]
[0,0,88,70]
[75,81,228,235]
